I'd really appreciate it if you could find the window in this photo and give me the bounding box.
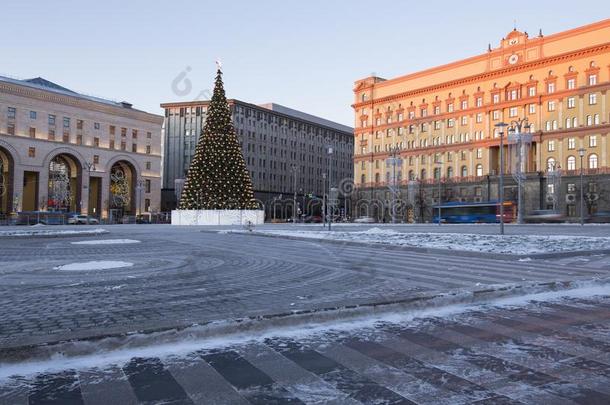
[589,154,598,169]
[447,119,454,128]
[109,140,115,149]
[76,135,82,145]
[145,179,151,193]
[565,118,572,129]
[7,107,16,119]
[547,157,556,171]
[7,123,15,135]
[589,93,597,105]
[528,104,536,114]
[461,116,467,125]
[588,74,597,86]
[63,117,70,128]
[567,78,576,89]
[586,115,592,126]
[528,86,536,97]
[589,135,597,147]
[121,141,126,151]
[110,125,116,135]
[94,137,100,147]
[547,140,555,152]
[147,131,152,139]
[594,114,600,125]
[48,114,56,125]
[434,121,441,130]
[567,156,576,170]
[29,127,36,138]
[461,166,468,177]
[548,101,556,111]
[94,122,100,130]
[461,100,468,110]
[492,110,500,120]
[567,97,575,108]
[547,82,555,93]
[568,183,576,193]
[509,107,518,117]
[145,199,150,212]
[145,161,151,170]
[30,111,37,119]
[146,145,151,154]
[476,97,483,107]
[476,148,482,159]
[48,129,55,140]
[492,94,500,104]
[63,131,70,142]
[28,147,35,158]
[476,164,483,177]
[509,89,518,100]
[77,120,83,130]
[568,138,575,150]
[476,113,483,123]
[447,103,454,112]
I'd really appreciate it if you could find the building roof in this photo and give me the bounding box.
[160,99,353,134]
[0,75,153,116]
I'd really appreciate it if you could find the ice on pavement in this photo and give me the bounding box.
[53,261,134,271]
[71,239,141,245]
[1,283,608,381]
[0,228,108,237]
[255,228,610,254]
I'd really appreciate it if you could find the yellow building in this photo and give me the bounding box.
[353,19,610,221]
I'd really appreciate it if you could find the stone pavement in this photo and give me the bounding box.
[1,294,610,404]
[0,224,609,350]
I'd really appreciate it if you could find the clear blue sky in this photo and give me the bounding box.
[1,0,607,126]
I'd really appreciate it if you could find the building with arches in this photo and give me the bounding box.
[0,76,163,221]
[353,19,610,222]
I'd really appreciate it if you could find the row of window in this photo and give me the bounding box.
[361,164,486,184]
[547,154,598,171]
[5,107,152,139]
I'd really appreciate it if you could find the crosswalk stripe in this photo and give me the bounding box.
[238,343,361,404]
[165,356,250,405]
[78,366,138,405]
[0,378,29,405]
[122,357,194,404]
[28,370,85,405]
[202,350,305,404]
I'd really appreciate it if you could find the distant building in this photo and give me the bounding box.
[0,76,163,221]
[353,19,610,222]
[160,100,354,219]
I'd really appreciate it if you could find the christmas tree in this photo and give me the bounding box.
[178,65,258,210]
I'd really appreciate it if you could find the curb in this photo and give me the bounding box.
[219,230,610,260]
[0,230,109,239]
[1,278,608,363]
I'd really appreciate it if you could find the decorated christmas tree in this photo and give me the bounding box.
[178,64,258,210]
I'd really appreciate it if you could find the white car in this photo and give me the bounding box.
[354,216,375,223]
[68,215,99,225]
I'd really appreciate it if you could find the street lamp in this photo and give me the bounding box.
[290,164,298,224]
[495,122,508,235]
[326,143,334,231]
[506,118,532,224]
[322,172,327,228]
[82,161,96,223]
[387,145,402,224]
[578,147,586,226]
[136,178,146,217]
[435,156,443,226]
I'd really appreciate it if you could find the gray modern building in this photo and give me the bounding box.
[160,100,354,219]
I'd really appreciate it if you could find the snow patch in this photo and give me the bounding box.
[71,239,141,245]
[0,228,108,237]
[249,229,610,255]
[53,261,134,271]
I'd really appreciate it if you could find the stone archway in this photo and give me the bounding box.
[109,160,137,218]
[0,146,14,215]
[48,153,82,212]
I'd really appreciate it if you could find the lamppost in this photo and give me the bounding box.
[506,118,532,224]
[578,147,586,226]
[136,178,146,217]
[300,188,305,222]
[435,156,443,226]
[322,173,327,228]
[495,122,508,235]
[387,145,402,224]
[290,164,298,223]
[326,141,334,231]
[83,161,96,223]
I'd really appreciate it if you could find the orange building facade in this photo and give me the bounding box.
[353,19,610,222]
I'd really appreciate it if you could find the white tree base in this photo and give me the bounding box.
[171,210,265,226]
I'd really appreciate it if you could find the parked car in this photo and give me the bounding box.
[524,210,564,223]
[354,216,375,223]
[304,215,323,223]
[68,215,99,225]
[588,211,610,223]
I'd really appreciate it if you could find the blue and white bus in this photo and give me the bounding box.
[432,201,515,223]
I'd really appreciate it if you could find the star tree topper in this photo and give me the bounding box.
[216,58,222,71]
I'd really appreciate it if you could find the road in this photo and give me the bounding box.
[1,225,609,349]
[1,293,610,404]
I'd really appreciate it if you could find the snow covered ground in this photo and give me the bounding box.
[0,228,108,237]
[71,239,140,245]
[248,227,610,255]
[53,261,134,271]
